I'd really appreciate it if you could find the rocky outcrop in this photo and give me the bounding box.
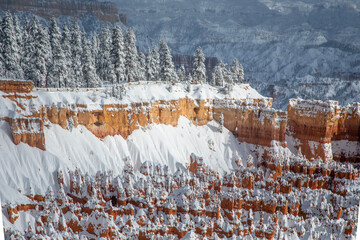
[287,99,360,162]
[0,79,33,93]
[213,99,287,147]
[0,0,120,23]
[8,117,45,150]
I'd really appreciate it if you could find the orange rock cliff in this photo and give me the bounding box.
[1,80,359,164]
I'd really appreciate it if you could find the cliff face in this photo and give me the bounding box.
[213,99,287,147]
[2,80,359,165]
[0,0,120,23]
[287,99,360,162]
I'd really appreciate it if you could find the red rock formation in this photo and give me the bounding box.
[213,98,287,147]
[0,80,33,93]
[287,99,360,162]
[8,117,45,150]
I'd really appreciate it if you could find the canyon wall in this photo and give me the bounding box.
[0,0,121,23]
[287,99,360,162]
[1,80,359,164]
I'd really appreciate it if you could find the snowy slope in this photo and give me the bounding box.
[0,115,252,205]
[109,0,360,109]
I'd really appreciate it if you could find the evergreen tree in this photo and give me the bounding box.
[124,28,139,82]
[61,24,73,88]
[212,61,227,87]
[82,39,99,88]
[24,17,49,87]
[99,27,115,84]
[159,41,177,82]
[146,46,160,81]
[0,59,4,76]
[138,52,146,81]
[229,58,245,83]
[70,22,83,88]
[48,18,67,88]
[177,65,186,81]
[37,25,51,87]
[111,25,125,82]
[12,15,23,63]
[192,46,206,83]
[0,11,23,79]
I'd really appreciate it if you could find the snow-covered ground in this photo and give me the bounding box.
[0,82,266,119]
[0,114,255,205]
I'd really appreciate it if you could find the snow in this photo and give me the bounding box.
[0,82,265,118]
[0,113,250,205]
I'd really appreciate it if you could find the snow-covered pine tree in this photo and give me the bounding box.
[48,18,67,88]
[230,58,245,83]
[37,24,51,87]
[146,46,160,81]
[212,62,225,87]
[192,46,206,83]
[124,28,139,82]
[70,22,84,88]
[177,65,186,81]
[239,63,245,83]
[99,27,116,84]
[23,17,49,87]
[0,59,4,76]
[82,39,99,88]
[12,14,23,63]
[111,25,125,83]
[0,11,23,79]
[159,41,177,82]
[138,52,146,81]
[61,24,73,88]
[91,33,99,64]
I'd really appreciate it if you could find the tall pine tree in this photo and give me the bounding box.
[24,17,49,87]
[0,11,23,79]
[212,61,227,87]
[138,52,146,81]
[192,46,206,83]
[124,28,139,82]
[146,46,160,81]
[159,41,177,82]
[229,58,244,83]
[99,27,115,84]
[82,39,99,88]
[111,25,125,83]
[48,18,67,88]
[70,22,83,88]
[61,24,73,88]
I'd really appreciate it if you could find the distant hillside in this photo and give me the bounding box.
[0,0,123,23]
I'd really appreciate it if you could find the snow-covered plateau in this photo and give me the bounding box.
[0,81,359,239]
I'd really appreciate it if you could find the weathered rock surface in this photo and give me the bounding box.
[287,99,360,162]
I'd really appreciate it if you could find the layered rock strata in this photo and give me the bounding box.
[287,99,360,162]
[1,80,359,165]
